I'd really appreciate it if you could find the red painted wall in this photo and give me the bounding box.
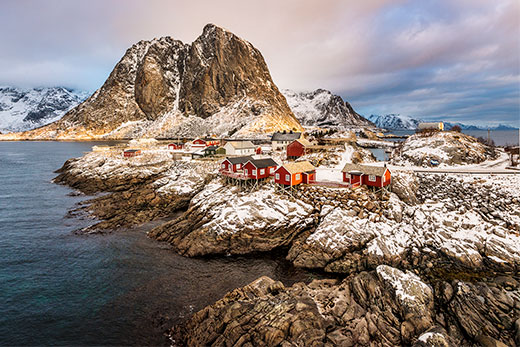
[286,141,305,158]
[274,167,303,186]
[243,162,272,179]
[302,171,315,184]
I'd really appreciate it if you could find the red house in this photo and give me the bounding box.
[191,138,220,148]
[123,149,141,158]
[168,143,183,150]
[341,163,391,188]
[286,138,313,159]
[220,156,254,173]
[274,161,316,186]
[243,158,279,179]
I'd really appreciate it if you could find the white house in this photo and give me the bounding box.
[223,141,256,156]
[271,131,302,151]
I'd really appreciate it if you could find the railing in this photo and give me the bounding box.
[220,169,249,180]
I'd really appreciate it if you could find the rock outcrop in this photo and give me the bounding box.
[392,131,498,166]
[171,267,519,346]
[149,181,316,256]
[54,148,217,232]
[4,24,302,140]
[283,89,374,129]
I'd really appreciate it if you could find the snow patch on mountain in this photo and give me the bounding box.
[0,86,88,133]
[283,89,374,129]
[367,114,420,130]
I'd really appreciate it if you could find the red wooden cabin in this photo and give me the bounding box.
[243,158,279,180]
[286,139,313,159]
[274,161,315,186]
[168,143,183,150]
[341,163,391,188]
[123,149,141,158]
[220,156,254,173]
[191,138,220,148]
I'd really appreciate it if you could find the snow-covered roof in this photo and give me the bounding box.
[293,138,313,147]
[341,163,388,176]
[271,132,301,141]
[279,161,315,174]
[225,140,255,149]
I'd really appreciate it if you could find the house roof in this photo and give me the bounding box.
[225,156,254,165]
[279,161,315,174]
[341,163,388,176]
[225,141,255,149]
[271,132,301,141]
[248,158,278,169]
[293,138,313,147]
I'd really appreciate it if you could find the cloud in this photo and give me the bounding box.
[0,0,518,126]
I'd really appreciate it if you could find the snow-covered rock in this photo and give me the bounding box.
[392,131,498,166]
[0,86,87,133]
[150,181,316,256]
[283,89,374,129]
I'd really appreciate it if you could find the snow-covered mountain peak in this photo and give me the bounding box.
[0,86,88,133]
[282,89,374,129]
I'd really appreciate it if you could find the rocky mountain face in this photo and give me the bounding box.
[367,113,420,130]
[283,89,374,129]
[0,87,87,133]
[5,24,301,140]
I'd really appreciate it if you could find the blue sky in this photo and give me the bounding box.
[0,0,518,126]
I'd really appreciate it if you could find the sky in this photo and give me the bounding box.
[0,0,519,126]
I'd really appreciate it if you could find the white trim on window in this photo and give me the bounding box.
[295,173,301,180]
[221,163,225,169]
[252,169,257,175]
[245,169,248,175]
[368,175,376,182]
[285,174,290,181]
[260,169,265,175]
[275,173,280,180]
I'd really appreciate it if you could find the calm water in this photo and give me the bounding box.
[0,142,314,346]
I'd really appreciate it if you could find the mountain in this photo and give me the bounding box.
[367,114,420,130]
[444,122,519,131]
[4,24,302,140]
[0,87,88,133]
[282,89,374,129]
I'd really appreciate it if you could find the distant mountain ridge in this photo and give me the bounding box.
[368,114,518,131]
[0,87,88,133]
[283,89,374,129]
[2,24,302,140]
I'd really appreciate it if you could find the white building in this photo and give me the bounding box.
[271,131,302,151]
[223,141,256,156]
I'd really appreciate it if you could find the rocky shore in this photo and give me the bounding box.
[55,149,520,346]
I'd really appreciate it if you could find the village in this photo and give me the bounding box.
[114,128,395,200]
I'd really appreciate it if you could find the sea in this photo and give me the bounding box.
[0,141,314,346]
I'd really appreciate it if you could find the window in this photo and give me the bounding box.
[285,174,290,181]
[221,163,226,169]
[245,169,248,175]
[275,173,280,180]
[295,173,301,180]
[368,175,376,182]
[260,169,265,175]
[252,169,257,175]
[270,167,274,173]
[346,174,351,180]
